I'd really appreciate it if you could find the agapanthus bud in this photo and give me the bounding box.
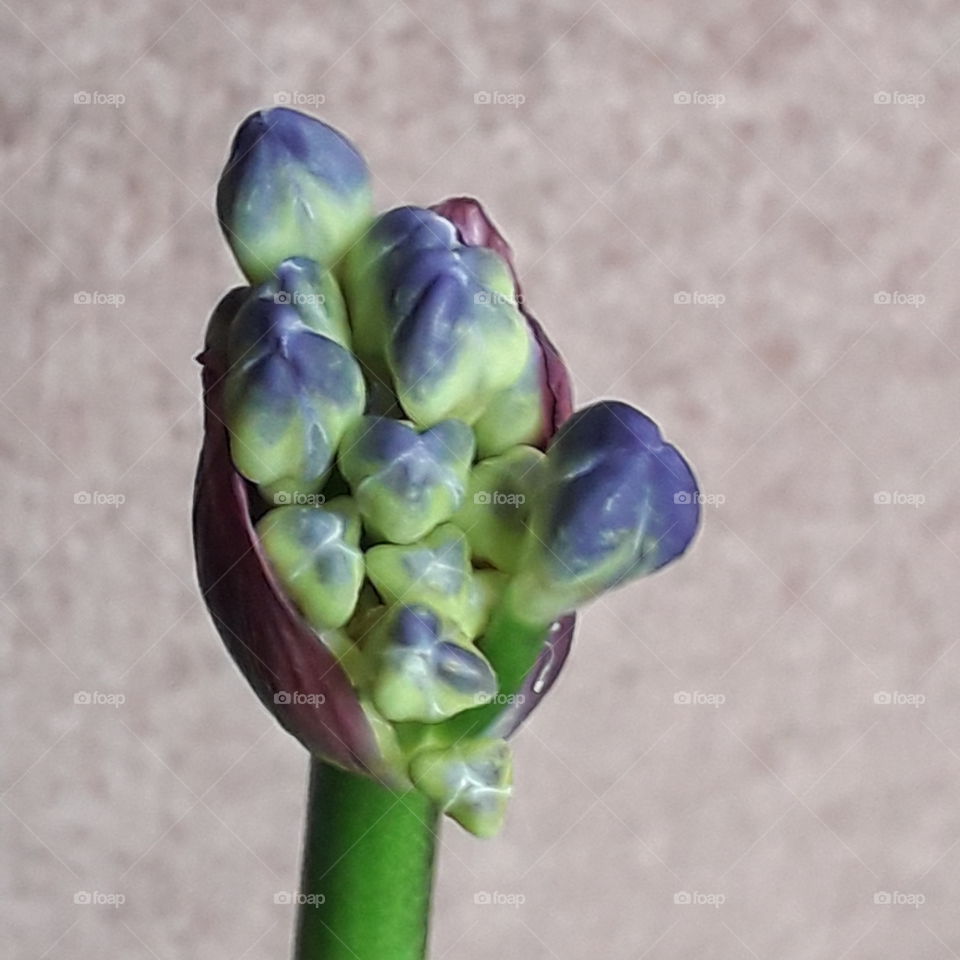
[365,524,490,636]
[431,197,574,452]
[216,108,373,282]
[341,206,531,425]
[261,257,352,347]
[338,416,474,543]
[409,738,512,837]
[510,400,700,624]
[471,328,547,456]
[364,605,497,723]
[196,196,578,797]
[256,498,364,631]
[452,445,543,573]
[224,293,365,499]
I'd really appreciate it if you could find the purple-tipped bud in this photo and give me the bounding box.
[513,400,700,623]
[342,206,531,425]
[338,416,475,544]
[216,108,373,282]
[195,197,577,782]
[365,605,497,723]
[224,293,365,499]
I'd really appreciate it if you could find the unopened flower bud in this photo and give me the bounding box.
[260,257,352,347]
[511,400,699,624]
[216,108,373,282]
[452,445,544,573]
[338,416,474,543]
[224,293,365,499]
[365,605,497,723]
[342,206,530,425]
[365,524,489,636]
[256,498,364,632]
[409,738,513,838]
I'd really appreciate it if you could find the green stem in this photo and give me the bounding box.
[438,602,550,743]
[295,761,439,960]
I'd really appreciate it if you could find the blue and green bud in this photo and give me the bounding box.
[409,738,513,838]
[216,108,374,283]
[224,294,365,499]
[472,328,547,456]
[365,524,489,637]
[338,416,474,544]
[452,445,544,573]
[342,206,531,425]
[198,112,701,841]
[256,498,364,631]
[364,604,497,723]
[510,400,700,623]
[258,257,352,347]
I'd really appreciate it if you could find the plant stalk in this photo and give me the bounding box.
[294,760,439,960]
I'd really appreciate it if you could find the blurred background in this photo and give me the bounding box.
[5,1,960,957]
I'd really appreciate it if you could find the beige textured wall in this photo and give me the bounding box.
[5,1,960,957]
